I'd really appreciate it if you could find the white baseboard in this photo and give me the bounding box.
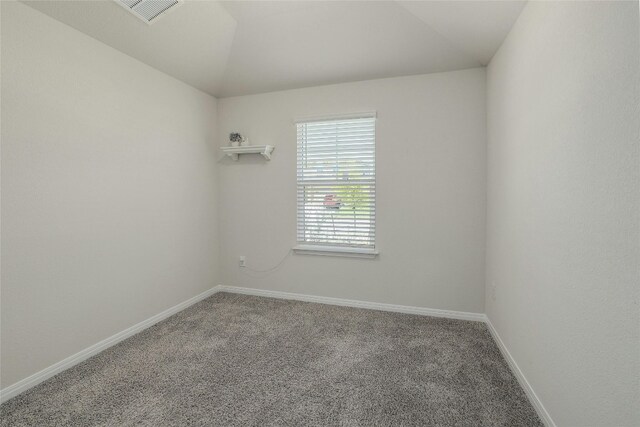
[216,285,485,322]
[484,316,556,427]
[219,286,553,426]
[0,286,219,404]
[2,283,553,427]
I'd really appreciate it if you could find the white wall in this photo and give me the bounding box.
[1,2,219,388]
[217,69,486,313]
[486,1,639,426]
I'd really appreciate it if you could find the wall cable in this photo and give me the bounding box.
[240,249,293,275]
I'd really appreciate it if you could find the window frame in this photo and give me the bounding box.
[293,112,378,258]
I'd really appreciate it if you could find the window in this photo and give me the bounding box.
[295,114,376,256]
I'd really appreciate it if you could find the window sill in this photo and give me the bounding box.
[293,245,379,259]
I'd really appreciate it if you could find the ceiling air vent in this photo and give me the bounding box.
[116,0,183,25]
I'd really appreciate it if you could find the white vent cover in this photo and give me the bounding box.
[116,0,182,24]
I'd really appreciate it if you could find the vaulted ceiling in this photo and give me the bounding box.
[23,0,526,97]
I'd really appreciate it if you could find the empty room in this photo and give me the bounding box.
[1,0,638,426]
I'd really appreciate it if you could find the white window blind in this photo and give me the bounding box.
[296,115,376,249]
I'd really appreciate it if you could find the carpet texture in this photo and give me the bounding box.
[1,293,542,426]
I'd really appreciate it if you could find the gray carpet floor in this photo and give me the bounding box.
[1,292,542,426]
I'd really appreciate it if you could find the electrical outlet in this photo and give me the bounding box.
[239,256,246,268]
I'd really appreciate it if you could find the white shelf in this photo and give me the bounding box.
[221,145,274,161]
